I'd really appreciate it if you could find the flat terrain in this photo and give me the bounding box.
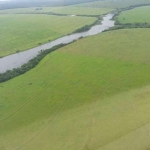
[1,29,150,150]
[0,14,96,57]
[117,6,150,24]
[0,6,112,16]
[76,0,150,8]
[1,0,150,15]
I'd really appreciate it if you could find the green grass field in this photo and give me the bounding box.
[76,0,150,8]
[0,6,112,16]
[0,14,96,57]
[117,6,150,24]
[1,28,150,150]
[1,0,150,15]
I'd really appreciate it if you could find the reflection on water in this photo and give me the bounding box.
[0,14,114,73]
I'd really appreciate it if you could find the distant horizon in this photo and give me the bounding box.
[0,0,11,1]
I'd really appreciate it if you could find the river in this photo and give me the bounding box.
[0,13,115,73]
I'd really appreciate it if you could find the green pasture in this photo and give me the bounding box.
[117,6,150,24]
[1,29,150,149]
[76,0,150,8]
[1,0,150,15]
[0,6,112,16]
[0,14,96,57]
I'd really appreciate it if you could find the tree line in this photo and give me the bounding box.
[0,43,70,83]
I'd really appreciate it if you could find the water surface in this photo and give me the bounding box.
[0,14,114,73]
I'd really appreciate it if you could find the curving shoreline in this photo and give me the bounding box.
[0,13,114,74]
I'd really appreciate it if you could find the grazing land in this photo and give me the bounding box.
[0,6,112,16]
[0,14,96,57]
[76,0,150,8]
[0,0,103,10]
[1,29,150,150]
[117,6,150,24]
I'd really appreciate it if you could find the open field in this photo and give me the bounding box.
[1,0,150,15]
[117,6,150,24]
[0,14,96,57]
[0,0,103,9]
[76,0,150,8]
[1,29,150,149]
[0,6,113,16]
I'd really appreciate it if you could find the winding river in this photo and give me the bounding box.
[0,14,115,73]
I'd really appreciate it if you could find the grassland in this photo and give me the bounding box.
[76,0,150,8]
[0,6,112,16]
[0,14,96,57]
[117,6,150,24]
[1,0,150,16]
[1,28,150,150]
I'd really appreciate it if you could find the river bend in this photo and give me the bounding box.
[0,14,115,73]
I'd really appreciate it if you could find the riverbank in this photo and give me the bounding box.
[106,4,150,31]
[0,14,114,78]
[1,28,150,150]
[0,44,68,83]
[0,14,97,58]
